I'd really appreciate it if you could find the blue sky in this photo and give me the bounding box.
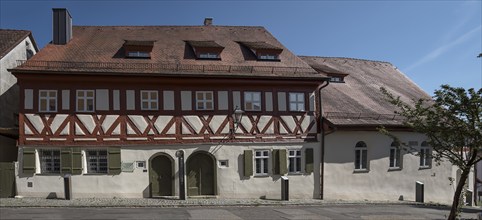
[1,1,481,95]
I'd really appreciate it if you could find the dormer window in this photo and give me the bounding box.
[123,40,154,59]
[239,41,283,61]
[187,41,224,60]
[329,76,345,83]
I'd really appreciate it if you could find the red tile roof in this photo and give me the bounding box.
[13,26,322,80]
[0,29,38,59]
[300,56,431,127]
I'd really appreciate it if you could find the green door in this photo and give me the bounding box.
[187,152,215,196]
[150,155,173,196]
[0,162,16,198]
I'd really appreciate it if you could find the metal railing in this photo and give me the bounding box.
[15,60,317,75]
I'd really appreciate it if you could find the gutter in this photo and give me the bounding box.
[316,80,329,200]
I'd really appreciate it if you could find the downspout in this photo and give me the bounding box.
[316,80,329,200]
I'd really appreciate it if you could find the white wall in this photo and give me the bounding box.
[16,141,320,199]
[324,131,462,205]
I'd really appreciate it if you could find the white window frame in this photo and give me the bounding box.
[244,91,261,111]
[289,92,305,111]
[76,90,95,112]
[140,90,158,110]
[195,91,214,110]
[355,141,368,171]
[127,51,150,58]
[288,149,302,174]
[40,149,60,174]
[199,52,219,59]
[86,149,108,174]
[420,142,431,168]
[38,90,57,112]
[389,142,402,169]
[254,150,269,176]
[259,54,278,60]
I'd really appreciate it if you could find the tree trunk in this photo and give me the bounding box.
[448,167,471,220]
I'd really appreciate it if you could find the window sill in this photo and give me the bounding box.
[140,109,159,111]
[253,174,269,178]
[388,167,402,172]
[288,172,304,176]
[353,169,369,173]
[83,173,109,175]
[419,166,432,170]
[35,173,61,176]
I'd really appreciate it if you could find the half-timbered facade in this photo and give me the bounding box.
[11,9,327,199]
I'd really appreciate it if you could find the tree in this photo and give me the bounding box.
[380,85,481,220]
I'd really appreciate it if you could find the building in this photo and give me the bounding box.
[9,9,466,203]
[0,29,38,162]
[301,56,472,205]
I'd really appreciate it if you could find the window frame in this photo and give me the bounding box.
[126,51,150,58]
[289,92,305,112]
[199,52,220,59]
[389,142,402,169]
[40,149,61,174]
[76,90,95,112]
[195,91,214,110]
[254,149,269,176]
[288,149,302,174]
[140,90,159,111]
[38,90,57,113]
[354,141,368,171]
[244,91,262,111]
[420,142,432,168]
[86,149,108,174]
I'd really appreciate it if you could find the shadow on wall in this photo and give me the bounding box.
[237,154,250,181]
[0,84,19,162]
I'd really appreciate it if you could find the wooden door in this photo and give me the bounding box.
[150,155,173,196]
[187,153,215,196]
[0,162,15,198]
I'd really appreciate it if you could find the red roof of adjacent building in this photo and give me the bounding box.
[0,29,38,59]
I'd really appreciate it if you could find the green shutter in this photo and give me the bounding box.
[272,150,280,175]
[61,148,72,174]
[305,148,314,174]
[279,149,287,175]
[72,148,82,175]
[108,148,121,175]
[22,148,36,175]
[244,150,253,177]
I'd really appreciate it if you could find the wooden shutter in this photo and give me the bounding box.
[72,148,82,175]
[305,148,314,174]
[243,150,253,177]
[22,148,36,175]
[108,148,121,175]
[279,149,287,175]
[61,148,72,174]
[272,149,287,175]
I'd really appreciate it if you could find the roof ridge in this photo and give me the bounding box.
[0,29,31,32]
[299,55,392,65]
[73,25,266,29]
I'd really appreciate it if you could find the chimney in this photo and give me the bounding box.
[204,17,213,26]
[52,8,72,45]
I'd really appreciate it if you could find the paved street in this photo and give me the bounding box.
[1,204,480,220]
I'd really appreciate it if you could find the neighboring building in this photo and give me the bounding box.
[0,29,38,162]
[301,56,472,205]
[8,9,466,204]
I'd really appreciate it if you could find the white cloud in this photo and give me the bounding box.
[404,25,481,72]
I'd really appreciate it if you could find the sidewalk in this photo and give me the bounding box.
[0,197,441,208]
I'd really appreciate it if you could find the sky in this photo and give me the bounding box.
[1,0,481,95]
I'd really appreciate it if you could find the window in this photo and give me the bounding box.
[420,141,431,168]
[127,51,150,58]
[254,150,269,175]
[199,52,220,59]
[196,91,214,110]
[289,92,305,111]
[40,149,60,174]
[219,160,229,168]
[87,149,108,174]
[288,150,302,173]
[39,90,57,112]
[329,76,344,83]
[355,141,368,171]
[141,90,158,110]
[77,90,95,112]
[259,54,278,60]
[136,161,145,168]
[389,142,402,169]
[244,92,261,111]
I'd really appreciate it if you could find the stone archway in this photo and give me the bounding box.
[186,151,216,196]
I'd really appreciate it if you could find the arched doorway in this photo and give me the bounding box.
[186,151,216,196]
[149,153,174,197]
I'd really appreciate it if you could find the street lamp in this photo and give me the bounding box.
[231,106,244,135]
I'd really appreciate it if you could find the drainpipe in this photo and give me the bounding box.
[316,80,329,200]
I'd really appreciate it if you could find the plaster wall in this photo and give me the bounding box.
[16,141,320,199]
[324,131,460,205]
